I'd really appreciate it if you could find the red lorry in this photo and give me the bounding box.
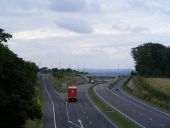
[68,86,77,102]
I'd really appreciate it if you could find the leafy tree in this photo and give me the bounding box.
[131,43,170,77]
[0,28,41,128]
[0,28,12,43]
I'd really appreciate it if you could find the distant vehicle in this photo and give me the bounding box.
[90,79,95,84]
[68,86,77,102]
[115,88,119,91]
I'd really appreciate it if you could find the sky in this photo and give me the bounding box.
[1,0,170,69]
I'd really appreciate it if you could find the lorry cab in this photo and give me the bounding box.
[68,86,77,102]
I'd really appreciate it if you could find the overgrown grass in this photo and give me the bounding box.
[88,86,135,128]
[144,78,170,96]
[25,79,43,128]
[124,76,170,111]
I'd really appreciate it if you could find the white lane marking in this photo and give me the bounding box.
[86,88,118,128]
[45,77,82,128]
[120,86,170,118]
[66,101,82,128]
[109,86,170,121]
[43,78,57,128]
[78,119,84,128]
[68,121,81,128]
[66,101,70,121]
[94,86,146,128]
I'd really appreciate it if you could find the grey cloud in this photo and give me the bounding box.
[0,0,49,16]
[112,25,150,34]
[56,18,93,34]
[129,26,150,33]
[128,0,170,15]
[50,0,87,12]
[49,0,101,12]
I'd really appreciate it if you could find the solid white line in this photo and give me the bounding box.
[94,86,145,128]
[120,88,170,118]
[43,78,57,128]
[86,87,118,128]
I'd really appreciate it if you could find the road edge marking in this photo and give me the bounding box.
[120,87,170,118]
[43,77,57,128]
[94,86,145,128]
[86,86,118,128]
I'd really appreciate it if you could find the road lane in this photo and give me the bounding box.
[42,75,115,128]
[113,79,170,120]
[94,80,170,128]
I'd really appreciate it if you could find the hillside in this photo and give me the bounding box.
[125,76,170,111]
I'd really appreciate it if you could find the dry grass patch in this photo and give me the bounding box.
[144,78,170,96]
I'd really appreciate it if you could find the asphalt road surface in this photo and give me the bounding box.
[94,78,170,128]
[41,75,116,128]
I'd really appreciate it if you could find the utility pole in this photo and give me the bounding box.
[118,64,119,76]
[59,62,61,69]
[77,65,79,72]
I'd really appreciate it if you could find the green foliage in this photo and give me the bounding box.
[0,28,41,128]
[131,43,170,77]
[0,28,12,43]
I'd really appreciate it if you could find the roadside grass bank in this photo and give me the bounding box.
[25,79,43,128]
[88,86,135,128]
[123,75,170,112]
[50,74,85,93]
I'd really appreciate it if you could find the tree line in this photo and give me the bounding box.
[131,43,170,77]
[0,28,42,128]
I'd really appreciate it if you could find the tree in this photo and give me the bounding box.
[131,43,170,77]
[0,28,12,43]
[0,28,41,128]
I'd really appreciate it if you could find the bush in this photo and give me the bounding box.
[27,103,42,120]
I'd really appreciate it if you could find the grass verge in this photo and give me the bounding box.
[25,79,43,128]
[123,76,170,112]
[50,74,85,93]
[88,86,135,128]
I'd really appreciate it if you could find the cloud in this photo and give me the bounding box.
[56,18,93,34]
[49,0,101,12]
[49,0,87,12]
[112,24,150,34]
[0,0,49,15]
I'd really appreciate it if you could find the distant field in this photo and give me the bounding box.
[144,78,170,96]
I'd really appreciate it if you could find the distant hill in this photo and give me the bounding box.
[84,69,132,76]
